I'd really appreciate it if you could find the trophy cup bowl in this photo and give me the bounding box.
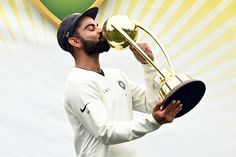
[102,15,206,118]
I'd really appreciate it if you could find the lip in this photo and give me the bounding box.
[99,33,106,41]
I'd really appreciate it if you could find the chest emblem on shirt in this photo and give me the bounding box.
[118,80,126,90]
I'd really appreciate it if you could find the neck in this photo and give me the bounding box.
[74,51,101,73]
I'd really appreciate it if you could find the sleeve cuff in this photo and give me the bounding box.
[142,61,158,74]
[147,114,162,129]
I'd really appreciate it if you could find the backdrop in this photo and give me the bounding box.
[0,0,236,157]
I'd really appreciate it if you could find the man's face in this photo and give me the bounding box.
[74,17,110,55]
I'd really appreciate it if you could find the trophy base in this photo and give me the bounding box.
[162,79,206,118]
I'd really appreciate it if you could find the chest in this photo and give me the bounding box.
[97,74,133,120]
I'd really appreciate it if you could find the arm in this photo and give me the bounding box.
[129,43,161,113]
[65,80,161,145]
[65,75,182,145]
[129,43,183,124]
[128,63,160,113]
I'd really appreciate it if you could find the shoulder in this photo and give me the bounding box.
[103,67,128,78]
[67,68,97,81]
[65,68,100,89]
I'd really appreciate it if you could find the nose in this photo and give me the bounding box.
[97,26,102,33]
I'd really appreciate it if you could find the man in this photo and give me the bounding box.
[57,7,182,157]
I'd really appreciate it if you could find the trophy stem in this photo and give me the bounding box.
[111,24,166,78]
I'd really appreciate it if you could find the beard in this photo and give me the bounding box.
[79,34,110,55]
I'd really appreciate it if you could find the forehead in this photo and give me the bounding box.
[77,16,96,29]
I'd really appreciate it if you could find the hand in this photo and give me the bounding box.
[152,99,182,124]
[129,43,154,64]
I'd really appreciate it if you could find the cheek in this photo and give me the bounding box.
[85,32,100,40]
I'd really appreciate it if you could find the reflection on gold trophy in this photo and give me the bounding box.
[102,15,206,118]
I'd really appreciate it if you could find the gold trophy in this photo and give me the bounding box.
[102,15,206,118]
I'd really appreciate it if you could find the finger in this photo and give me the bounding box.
[130,43,143,52]
[137,43,149,52]
[129,45,137,53]
[164,100,176,112]
[136,54,145,63]
[132,48,142,59]
[139,43,151,52]
[164,100,180,113]
[153,99,164,111]
[173,100,181,110]
[133,52,147,64]
[174,103,182,115]
[170,100,181,115]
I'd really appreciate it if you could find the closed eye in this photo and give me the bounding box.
[84,23,99,31]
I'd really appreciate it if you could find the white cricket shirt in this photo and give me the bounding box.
[64,64,161,157]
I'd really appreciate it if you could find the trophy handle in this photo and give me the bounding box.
[133,20,175,76]
[111,24,166,78]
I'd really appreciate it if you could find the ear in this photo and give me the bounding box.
[68,37,82,48]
